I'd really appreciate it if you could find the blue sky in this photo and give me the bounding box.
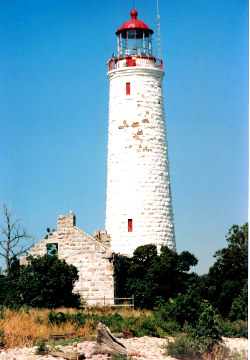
[0,0,248,275]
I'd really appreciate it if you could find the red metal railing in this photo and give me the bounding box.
[108,55,163,71]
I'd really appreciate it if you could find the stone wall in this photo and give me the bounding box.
[106,66,176,256]
[20,214,114,306]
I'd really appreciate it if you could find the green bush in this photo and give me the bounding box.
[0,255,81,309]
[34,316,44,324]
[0,307,5,320]
[71,312,88,328]
[166,301,223,359]
[153,310,180,335]
[166,334,201,359]
[111,355,132,360]
[100,312,124,332]
[48,310,89,329]
[48,311,69,326]
[216,347,248,360]
[220,320,248,338]
[193,302,222,351]
[122,316,138,335]
[43,310,179,339]
[35,339,49,355]
[0,330,6,348]
[203,224,248,319]
[120,244,198,309]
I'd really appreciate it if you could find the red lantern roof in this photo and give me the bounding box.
[116,9,153,35]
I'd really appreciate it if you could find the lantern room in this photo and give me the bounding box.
[108,9,163,71]
[116,9,153,57]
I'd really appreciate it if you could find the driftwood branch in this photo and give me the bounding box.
[91,322,128,356]
[49,351,86,359]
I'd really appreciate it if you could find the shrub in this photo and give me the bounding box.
[153,312,180,335]
[34,316,43,324]
[166,334,201,359]
[220,320,248,338]
[124,244,198,309]
[111,355,132,360]
[72,312,88,328]
[0,330,6,348]
[0,306,5,319]
[166,301,223,359]
[0,255,82,309]
[193,302,222,351]
[48,310,89,329]
[48,311,69,326]
[215,347,248,360]
[35,339,49,355]
[166,338,248,360]
[100,312,124,332]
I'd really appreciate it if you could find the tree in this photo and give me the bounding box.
[203,223,248,319]
[0,255,81,308]
[0,204,34,275]
[169,275,205,327]
[123,244,198,309]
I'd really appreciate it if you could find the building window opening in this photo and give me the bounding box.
[46,243,58,257]
[128,219,133,232]
[126,82,130,95]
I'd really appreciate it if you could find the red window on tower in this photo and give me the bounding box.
[126,82,130,95]
[128,219,133,232]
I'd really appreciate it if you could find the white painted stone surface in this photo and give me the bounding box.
[20,214,114,306]
[106,66,175,256]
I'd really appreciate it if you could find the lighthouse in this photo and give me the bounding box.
[105,9,175,256]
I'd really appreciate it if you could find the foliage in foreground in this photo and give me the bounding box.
[167,301,222,357]
[47,308,180,338]
[111,355,132,360]
[116,224,248,326]
[0,222,247,358]
[167,337,247,360]
[116,244,198,309]
[202,223,248,319]
[0,306,247,349]
[0,330,6,348]
[0,255,81,308]
[165,301,248,359]
[35,339,49,355]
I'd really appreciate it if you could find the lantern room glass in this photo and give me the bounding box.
[117,30,152,57]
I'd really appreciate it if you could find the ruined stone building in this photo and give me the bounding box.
[21,213,115,305]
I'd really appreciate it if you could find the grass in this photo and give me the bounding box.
[0,306,247,358]
[0,307,153,348]
[0,307,93,348]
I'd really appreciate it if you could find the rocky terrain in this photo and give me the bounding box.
[0,336,248,360]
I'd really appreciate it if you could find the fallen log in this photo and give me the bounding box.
[113,330,133,339]
[49,350,86,359]
[90,322,128,355]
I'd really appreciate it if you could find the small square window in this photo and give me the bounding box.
[46,243,58,256]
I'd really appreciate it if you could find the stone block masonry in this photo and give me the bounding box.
[106,66,176,256]
[20,214,114,306]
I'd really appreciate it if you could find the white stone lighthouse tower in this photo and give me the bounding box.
[106,9,175,256]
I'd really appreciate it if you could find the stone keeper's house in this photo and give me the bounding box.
[20,213,115,306]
